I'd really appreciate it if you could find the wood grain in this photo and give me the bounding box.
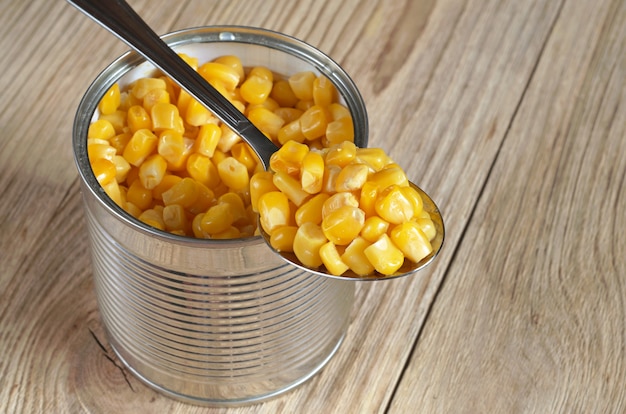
[0,0,624,413]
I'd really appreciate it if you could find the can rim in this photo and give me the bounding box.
[73,25,369,246]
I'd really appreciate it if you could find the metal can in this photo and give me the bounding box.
[72,26,368,406]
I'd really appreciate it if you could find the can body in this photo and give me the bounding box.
[73,27,367,406]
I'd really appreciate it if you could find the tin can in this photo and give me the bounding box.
[73,26,368,406]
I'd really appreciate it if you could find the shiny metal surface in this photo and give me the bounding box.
[73,27,364,406]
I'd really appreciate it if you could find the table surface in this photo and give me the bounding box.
[1,0,625,413]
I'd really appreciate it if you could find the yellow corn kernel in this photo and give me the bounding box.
[240,75,273,105]
[201,203,235,234]
[257,191,291,235]
[295,193,330,226]
[359,181,379,217]
[185,99,212,127]
[271,80,299,108]
[250,171,278,212]
[126,179,153,211]
[213,55,245,80]
[176,89,192,118]
[325,117,354,146]
[191,213,209,238]
[269,225,298,252]
[325,140,357,167]
[198,61,241,91]
[248,66,273,82]
[194,123,221,158]
[247,106,285,139]
[270,140,309,176]
[138,154,167,190]
[87,139,116,162]
[91,158,117,186]
[335,163,369,192]
[319,242,349,276]
[312,75,336,107]
[277,119,307,145]
[99,83,121,115]
[213,226,242,239]
[375,185,415,224]
[299,105,329,141]
[101,181,125,209]
[99,110,126,135]
[321,205,365,245]
[218,192,248,225]
[161,177,198,209]
[328,103,351,121]
[293,222,327,268]
[157,129,191,171]
[212,149,227,168]
[138,208,165,230]
[88,119,116,140]
[109,132,131,155]
[112,155,131,183]
[301,151,325,194]
[151,102,179,132]
[177,52,198,70]
[123,129,158,167]
[131,77,166,99]
[231,142,259,173]
[187,181,216,215]
[416,217,436,241]
[217,157,249,191]
[127,105,152,133]
[274,107,303,124]
[215,124,240,153]
[400,185,424,217]
[341,237,375,276]
[152,174,182,201]
[322,192,359,218]
[248,97,280,113]
[273,171,310,206]
[360,216,390,243]
[321,164,342,194]
[390,221,433,264]
[124,201,142,219]
[288,71,316,101]
[364,234,404,275]
[162,204,189,233]
[369,165,409,189]
[143,88,170,113]
[355,147,393,172]
[125,166,139,186]
[295,99,314,112]
[186,153,220,189]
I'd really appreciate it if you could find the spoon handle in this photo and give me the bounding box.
[67,0,278,169]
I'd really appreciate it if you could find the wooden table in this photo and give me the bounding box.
[1,0,624,412]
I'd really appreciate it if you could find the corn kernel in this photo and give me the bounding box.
[295,193,330,226]
[250,171,278,212]
[123,129,158,167]
[213,55,244,79]
[91,158,117,185]
[186,153,220,189]
[328,103,351,121]
[390,221,432,264]
[231,142,258,173]
[127,179,153,211]
[88,119,116,140]
[299,105,329,141]
[112,155,131,183]
[201,203,235,234]
[271,80,299,108]
[319,242,349,276]
[301,151,325,194]
[151,102,179,132]
[360,216,390,243]
[258,191,291,235]
[321,205,365,245]
[270,140,309,176]
[269,226,298,252]
[370,165,409,189]
[218,192,248,226]
[185,99,213,127]
[138,208,165,230]
[127,105,152,133]
[325,140,356,167]
[198,61,241,91]
[273,171,310,206]
[217,157,249,191]
[194,123,221,158]
[312,75,336,107]
[288,71,316,101]
[139,154,167,190]
[363,234,404,275]
[293,222,327,268]
[99,83,121,115]
[161,177,198,208]
[143,88,170,113]
[131,77,166,99]
[341,237,375,276]
[109,132,131,155]
[400,185,424,217]
[213,226,242,239]
[375,185,415,224]
[321,164,342,194]
[152,174,182,201]
[274,107,303,124]
[355,147,393,171]
[359,181,379,218]
[247,106,284,139]
[325,116,354,146]
[335,163,369,192]
[99,110,127,135]
[162,204,189,233]
[87,140,116,162]
[187,181,216,216]
[158,129,191,171]
[248,66,273,82]
[415,217,436,241]
[322,192,359,218]
[240,75,273,105]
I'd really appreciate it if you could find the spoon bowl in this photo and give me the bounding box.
[68,0,445,280]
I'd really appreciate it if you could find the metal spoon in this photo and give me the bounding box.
[67,0,444,280]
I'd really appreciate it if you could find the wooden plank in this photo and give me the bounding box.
[390,0,626,412]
